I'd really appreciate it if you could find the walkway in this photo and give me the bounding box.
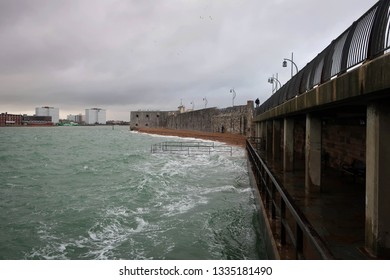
[260,153,371,259]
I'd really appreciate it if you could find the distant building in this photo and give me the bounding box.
[0,112,22,126]
[85,108,106,124]
[22,115,53,126]
[35,106,59,124]
[67,114,84,124]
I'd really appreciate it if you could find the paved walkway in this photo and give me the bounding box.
[262,155,371,259]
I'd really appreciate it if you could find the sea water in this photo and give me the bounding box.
[0,126,265,260]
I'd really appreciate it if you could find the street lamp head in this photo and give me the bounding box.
[268,77,273,84]
[282,60,288,68]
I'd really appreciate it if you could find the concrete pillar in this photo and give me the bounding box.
[266,120,273,157]
[273,120,282,161]
[305,114,322,192]
[284,118,294,171]
[365,103,390,257]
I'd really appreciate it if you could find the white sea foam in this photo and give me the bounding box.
[162,195,208,217]
[105,206,129,217]
[129,217,149,233]
[3,126,262,260]
[133,207,150,215]
[200,185,237,194]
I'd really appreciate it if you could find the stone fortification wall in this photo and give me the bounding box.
[130,111,176,129]
[131,101,255,136]
[166,101,254,136]
[211,105,251,135]
[166,107,219,132]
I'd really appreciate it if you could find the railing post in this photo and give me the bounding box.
[257,166,261,191]
[296,225,304,259]
[281,199,286,245]
[262,166,266,193]
[265,175,270,211]
[271,182,276,219]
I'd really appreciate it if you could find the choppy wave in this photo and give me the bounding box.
[0,126,265,260]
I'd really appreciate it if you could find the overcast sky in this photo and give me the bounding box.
[0,0,378,121]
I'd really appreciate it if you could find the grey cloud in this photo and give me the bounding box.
[0,0,378,120]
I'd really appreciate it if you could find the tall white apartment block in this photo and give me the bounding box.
[35,106,60,124]
[85,108,106,124]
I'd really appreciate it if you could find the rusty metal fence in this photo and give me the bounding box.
[257,0,390,115]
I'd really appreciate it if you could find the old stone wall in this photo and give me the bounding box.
[130,101,255,136]
[130,111,176,129]
[166,107,219,132]
[210,105,248,134]
[166,101,254,136]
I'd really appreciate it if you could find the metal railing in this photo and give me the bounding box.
[257,0,390,115]
[246,139,335,259]
[247,137,265,151]
[151,141,233,156]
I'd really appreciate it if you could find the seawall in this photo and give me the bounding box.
[130,101,255,137]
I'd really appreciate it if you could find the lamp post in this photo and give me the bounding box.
[283,52,299,78]
[268,76,282,93]
[203,97,208,108]
[230,88,236,107]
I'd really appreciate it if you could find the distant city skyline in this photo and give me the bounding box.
[1,106,115,121]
